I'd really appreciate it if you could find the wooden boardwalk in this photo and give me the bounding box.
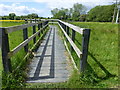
[26,25,70,83]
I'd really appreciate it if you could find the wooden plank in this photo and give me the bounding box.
[41,23,43,34]
[23,28,28,52]
[38,24,41,37]
[58,20,84,34]
[5,23,38,34]
[8,24,48,58]
[58,23,82,58]
[33,25,36,44]
[64,40,78,71]
[48,22,58,24]
[1,28,12,73]
[71,29,76,52]
[66,26,69,36]
[80,29,91,72]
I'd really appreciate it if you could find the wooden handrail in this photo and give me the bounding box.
[7,24,48,58]
[58,23,82,58]
[4,23,38,34]
[1,20,49,73]
[58,20,84,34]
[48,19,91,72]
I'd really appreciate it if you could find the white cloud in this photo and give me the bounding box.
[0,3,43,16]
[34,0,115,10]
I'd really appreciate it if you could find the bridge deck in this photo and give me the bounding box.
[26,25,70,83]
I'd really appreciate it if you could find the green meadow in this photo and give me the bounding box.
[0,21,118,88]
[70,22,118,88]
[0,21,48,88]
[26,22,118,88]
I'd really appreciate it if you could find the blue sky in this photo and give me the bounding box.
[0,0,117,17]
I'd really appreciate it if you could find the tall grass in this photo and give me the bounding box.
[1,21,47,88]
[70,22,118,87]
[0,22,118,88]
[25,22,118,88]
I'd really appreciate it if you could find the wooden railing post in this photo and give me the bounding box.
[80,29,91,72]
[33,25,36,44]
[66,26,69,35]
[1,28,12,73]
[64,25,66,32]
[71,29,76,52]
[38,24,40,37]
[41,23,43,34]
[23,28,28,52]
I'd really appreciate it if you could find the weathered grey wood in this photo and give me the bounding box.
[27,25,70,83]
[38,24,40,37]
[5,23,38,34]
[64,25,66,32]
[1,28,12,73]
[66,26,69,36]
[63,40,78,71]
[71,29,76,52]
[8,24,48,58]
[58,23,82,58]
[41,23,43,34]
[33,25,36,44]
[80,29,91,72]
[58,20,84,34]
[23,28,28,52]
[48,22,58,24]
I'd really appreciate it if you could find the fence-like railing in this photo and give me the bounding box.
[0,20,49,73]
[49,19,91,72]
[1,19,90,73]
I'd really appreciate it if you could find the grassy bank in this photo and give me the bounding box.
[0,21,49,88]
[70,22,118,88]
[0,21,118,88]
[25,22,118,88]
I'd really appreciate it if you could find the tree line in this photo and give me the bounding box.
[51,3,115,22]
[0,13,44,20]
[0,3,116,22]
[51,3,87,21]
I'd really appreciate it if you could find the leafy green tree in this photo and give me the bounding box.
[87,5,114,22]
[27,13,38,19]
[51,8,59,17]
[72,3,86,21]
[51,3,87,21]
[79,14,87,22]
[9,13,16,20]
[15,16,21,20]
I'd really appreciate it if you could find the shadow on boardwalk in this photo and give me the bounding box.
[27,25,70,83]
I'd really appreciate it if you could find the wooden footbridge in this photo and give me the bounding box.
[0,19,91,83]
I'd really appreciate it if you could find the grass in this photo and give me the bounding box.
[0,21,118,88]
[25,22,118,88]
[0,21,49,88]
[70,22,118,88]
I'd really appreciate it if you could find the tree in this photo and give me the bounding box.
[15,16,21,20]
[79,14,87,22]
[72,3,87,21]
[51,3,87,21]
[9,13,16,20]
[27,13,38,19]
[51,8,59,17]
[87,5,114,22]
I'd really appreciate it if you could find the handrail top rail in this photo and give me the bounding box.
[47,19,85,34]
[0,21,48,34]
[58,20,84,34]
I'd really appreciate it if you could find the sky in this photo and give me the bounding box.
[0,0,118,17]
